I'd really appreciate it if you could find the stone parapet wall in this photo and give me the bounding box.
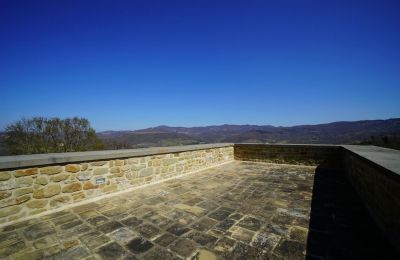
[234,143,342,169]
[0,145,234,225]
[342,147,400,253]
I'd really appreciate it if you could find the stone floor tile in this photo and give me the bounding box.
[126,237,154,254]
[168,238,198,258]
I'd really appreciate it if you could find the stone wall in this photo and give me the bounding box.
[0,145,234,225]
[343,148,400,252]
[234,144,342,169]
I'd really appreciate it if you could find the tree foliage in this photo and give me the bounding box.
[5,117,104,155]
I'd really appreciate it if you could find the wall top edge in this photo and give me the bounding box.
[0,143,234,170]
[342,145,400,176]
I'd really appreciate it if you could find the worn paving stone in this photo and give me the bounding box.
[154,233,178,247]
[215,218,236,231]
[168,238,198,258]
[126,237,154,254]
[208,209,231,221]
[121,216,143,227]
[134,224,161,239]
[142,247,176,260]
[186,231,218,247]
[96,242,131,259]
[191,217,218,232]
[237,216,262,231]
[166,223,191,236]
[23,222,56,241]
[98,221,124,234]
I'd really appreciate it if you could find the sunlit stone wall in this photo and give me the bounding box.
[0,145,234,225]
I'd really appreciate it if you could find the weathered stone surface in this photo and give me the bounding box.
[16,176,33,186]
[35,176,48,185]
[0,172,11,181]
[174,204,205,216]
[76,172,91,181]
[96,242,128,259]
[72,191,85,201]
[50,173,69,182]
[102,184,118,193]
[33,184,61,199]
[127,237,153,254]
[0,191,11,200]
[65,164,80,173]
[83,181,98,190]
[110,167,120,174]
[163,158,178,166]
[80,163,89,171]
[50,195,71,207]
[26,199,48,208]
[14,187,33,197]
[91,161,107,166]
[93,168,108,175]
[138,167,153,177]
[167,223,191,236]
[62,183,82,193]
[237,216,261,231]
[193,249,218,260]
[15,195,30,204]
[15,168,38,177]
[0,205,22,218]
[131,164,146,171]
[169,238,197,258]
[114,160,125,166]
[40,166,63,175]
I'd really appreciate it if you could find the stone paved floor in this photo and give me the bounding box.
[0,161,397,260]
[0,161,315,259]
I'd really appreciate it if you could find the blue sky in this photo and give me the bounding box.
[1,0,399,131]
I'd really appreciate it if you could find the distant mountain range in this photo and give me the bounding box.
[97,118,400,149]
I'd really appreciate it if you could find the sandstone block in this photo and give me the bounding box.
[80,163,89,171]
[40,166,63,175]
[62,183,82,193]
[35,176,48,185]
[0,172,11,181]
[16,176,33,186]
[76,172,92,181]
[50,173,69,182]
[83,181,98,190]
[50,195,71,207]
[72,192,85,201]
[33,184,61,198]
[0,191,11,200]
[138,168,153,177]
[15,168,38,177]
[115,160,124,166]
[66,164,80,173]
[102,184,118,193]
[0,205,22,218]
[14,187,33,197]
[94,168,108,175]
[131,165,146,171]
[26,199,48,208]
[110,167,120,174]
[162,158,178,166]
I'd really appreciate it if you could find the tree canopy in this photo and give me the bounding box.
[5,117,104,155]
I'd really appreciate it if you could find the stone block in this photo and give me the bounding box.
[94,168,108,175]
[83,181,98,190]
[40,166,63,175]
[65,164,80,173]
[0,172,12,181]
[138,168,153,177]
[14,187,33,197]
[76,172,92,181]
[33,184,61,198]
[91,161,107,166]
[50,195,71,207]
[50,173,69,182]
[35,176,48,185]
[15,168,38,177]
[0,205,22,218]
[62,183,82,193]
[26,199,48,208]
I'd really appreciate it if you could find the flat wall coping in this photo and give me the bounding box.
[0,143,233,170]
[342,145,400,176]
[234,143,340,148]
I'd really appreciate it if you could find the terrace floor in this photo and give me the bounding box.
[0,161,397,259]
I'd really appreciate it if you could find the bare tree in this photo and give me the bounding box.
[4,117,104,155]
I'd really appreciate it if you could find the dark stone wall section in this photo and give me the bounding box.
[234,144,342,170]
[343,150,400,253]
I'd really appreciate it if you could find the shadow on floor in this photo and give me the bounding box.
[306,166,399,259]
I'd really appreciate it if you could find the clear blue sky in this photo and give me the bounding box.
[1,0,399,131]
